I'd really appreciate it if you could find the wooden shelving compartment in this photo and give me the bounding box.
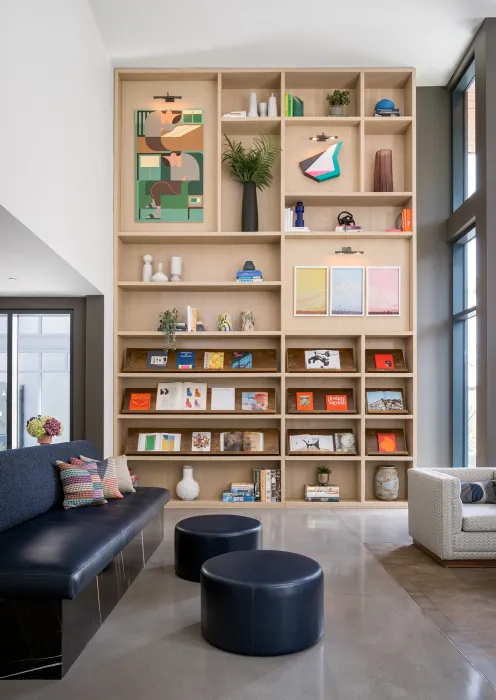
[114,68,415,509]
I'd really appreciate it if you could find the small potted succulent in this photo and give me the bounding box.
[27,415,63,445]
[158,308,179,350]
[317,464,331,485]
[326,90,351,116]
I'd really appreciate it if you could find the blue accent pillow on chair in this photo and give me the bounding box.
[460,480,496,504]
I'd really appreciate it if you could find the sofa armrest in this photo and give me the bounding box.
[408,469,462,559]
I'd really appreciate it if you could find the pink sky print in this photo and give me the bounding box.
[367,267,400,315]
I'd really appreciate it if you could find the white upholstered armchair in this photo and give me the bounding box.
[408,468,496,564]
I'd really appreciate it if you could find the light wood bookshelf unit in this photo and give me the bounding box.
[114,68,416,509]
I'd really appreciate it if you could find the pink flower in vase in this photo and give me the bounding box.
[43,417,62,437]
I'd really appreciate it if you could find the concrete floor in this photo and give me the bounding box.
[1,508,496,700]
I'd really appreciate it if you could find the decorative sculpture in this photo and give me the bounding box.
[218,314,233,332]
[151,262,168,282]
[143,254,153,282]
[295,201,305,228]
[373,149,393,192]
[241,310,255,332]
[299,142,342,182]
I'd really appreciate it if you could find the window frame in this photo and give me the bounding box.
[452,59,475,211]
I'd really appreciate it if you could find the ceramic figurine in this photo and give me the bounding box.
[268,93,278,117]
[375,465,399,501]
[151,262,169,282]
[176,466,200,501]
[218,313,233,332]
[295,201,305,228]
[248,92,258,118]
[241,310,255,332]
[259,102,268,117]
[143,254,153,282]
[170,256,182,282]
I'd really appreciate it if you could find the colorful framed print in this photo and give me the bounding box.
[294,266,329,316]
[330,266,364,316]
[366,266,400,316]
[135,109,204,223]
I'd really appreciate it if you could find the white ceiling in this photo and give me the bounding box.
[0,207,98,297]
[89,0,495,85]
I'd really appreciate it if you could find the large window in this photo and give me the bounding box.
[0,312,72,449]
[452,60,476,209]
[453,232,476,466]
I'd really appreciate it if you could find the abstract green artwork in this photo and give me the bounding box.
[135,109,204,222]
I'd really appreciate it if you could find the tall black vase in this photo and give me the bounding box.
[241,181,258,232]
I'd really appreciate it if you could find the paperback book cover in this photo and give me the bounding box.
[210,387,235,411]
[146,351,168,369]
[296,392,314,411]
[305,350,340,370]
[232,351,253,369]
[241,391,269,411]
[290,433,334,452]
[326,394,349,411]
[129,392,152,411]
[374,353,395,369]
[204,351,225,370]
[176,351,195,369]
[378,433,398,453]
[137,432,181,452]
[191,431,211,452]
[220,431,243,452]
[335,432,356,453]
[222,493,255,502]
[156,382,207,411]
[242,431,264,452]
[231,482,255,494]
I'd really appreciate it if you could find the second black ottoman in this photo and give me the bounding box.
[174,514,262,582]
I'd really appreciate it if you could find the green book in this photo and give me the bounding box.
[285,93,293,117]
[145,434,156,451]
[292,96,304,117]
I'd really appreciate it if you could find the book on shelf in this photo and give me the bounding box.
[305,496,340,502]
[335,432,356,453]
[191,431,212,452]
[305,350,340,370]
[137,432,181,452]
[204,351,224,370]
[374,353,395,369]
[306,485,339,495]
[292,96,304,117]
[242,391,269,411]
[156,382,207,411]
[242,431,264,452]
[378,433,398,453]
[290,433,334,453]
[401,208,413,232]
[220,431,243,452]
[211,387,235,411]
[222,492,255,502]
[186,306,198,332]
[230,482,255,495]
[326,394,349,411]
[146,350,168,369]
[176,351,195,369]
[236,270,263,282]
[284,93,293,117]
[129,392,152,411]
[253,468,281,502]
[232,351,253,369]
[296,391,314,411]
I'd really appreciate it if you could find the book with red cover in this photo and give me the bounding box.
[326,394,348,411]
[129,392,152,411]
[374,353,395,370]
[296,392,314,411]
[378,433,397,453]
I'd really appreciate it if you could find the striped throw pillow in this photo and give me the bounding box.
[56,460,107,509]
[76,456,124,499]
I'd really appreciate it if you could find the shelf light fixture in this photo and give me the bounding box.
[309,132,338,142]
[334,246,364,255]
[153,92,182,102]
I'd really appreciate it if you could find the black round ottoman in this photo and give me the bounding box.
[201,550,324,656]
[174,514,262,582]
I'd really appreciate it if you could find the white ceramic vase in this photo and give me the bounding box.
[375,465,399,501]
[268,93,278,117]
[248,92,258,117]
[176,467,200,501]
[151,262,169,282]
[170,256,182,282]
[143,254,153,282]
[259,102,268,117]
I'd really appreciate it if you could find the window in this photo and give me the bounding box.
[453,231,476,466]
[0,312,72,449]
[452,60,476,209]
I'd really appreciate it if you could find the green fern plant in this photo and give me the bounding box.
[222,133,281,191]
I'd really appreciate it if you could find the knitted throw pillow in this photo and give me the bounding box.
[460,480,496,504]
[75,456,123,499]
[55,460,107,509]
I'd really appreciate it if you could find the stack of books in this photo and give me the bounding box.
[284,94,304,117]
[222,111,247,118]
[222,482,255,502]
[284,208,310,232]
[254,469,281,502]
[236,269,263,283]
[373,107,401,117]
[305,485,340,502]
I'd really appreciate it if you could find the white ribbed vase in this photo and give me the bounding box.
[176,466,200,501]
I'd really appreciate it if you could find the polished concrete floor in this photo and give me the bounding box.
[1,508,496,700]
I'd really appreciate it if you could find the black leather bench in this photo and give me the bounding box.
[0,440,170,679]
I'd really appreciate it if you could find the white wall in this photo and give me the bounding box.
[0,0,114,453]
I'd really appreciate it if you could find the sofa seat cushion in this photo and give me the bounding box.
[462,504,496,532]
[0,487,169,599]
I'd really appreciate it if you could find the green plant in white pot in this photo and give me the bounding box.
[317,464,331,485]
[326,90,351,116]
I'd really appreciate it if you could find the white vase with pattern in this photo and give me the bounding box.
[176,466,200,501]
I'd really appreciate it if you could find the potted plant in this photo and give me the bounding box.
[317,464,331,485]
[26,415,63,445]
[326,90,351,116]
[158,308,178,350]
[222,133,281,232]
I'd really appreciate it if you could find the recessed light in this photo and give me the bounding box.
[8,277,17,281]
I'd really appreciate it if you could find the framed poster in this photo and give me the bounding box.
[330,267,364,316]
[366,266,400,316]
[294,267,329,316]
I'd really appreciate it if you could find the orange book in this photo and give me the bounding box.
[326,394,348,411]
[296,392,314,411]
[402,208,412,232]
[378,433,397,453]
[129,392,152,411]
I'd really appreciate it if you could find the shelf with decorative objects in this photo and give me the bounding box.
[114,68,416,508]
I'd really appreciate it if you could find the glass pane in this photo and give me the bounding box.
[466,237,476,309]
[15,314,71,448]
[0,315,7,451]
[467,315,477,467]
[466,78,476,198]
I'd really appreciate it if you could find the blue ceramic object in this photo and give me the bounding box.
[375,99,395,111]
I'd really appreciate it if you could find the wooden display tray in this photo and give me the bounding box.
[122,387,277,414]
[122,348,278,373]
[125,427,280,455]
[287,388,356,414]
[287,348,356,373]
[365,428,409,455]
[365,388,408,414]
[365,349,407,373]
[287,429,358,456]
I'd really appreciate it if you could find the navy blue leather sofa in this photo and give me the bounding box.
[0,440,170,680]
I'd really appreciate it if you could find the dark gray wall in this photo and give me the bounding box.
[416,87,452,467]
